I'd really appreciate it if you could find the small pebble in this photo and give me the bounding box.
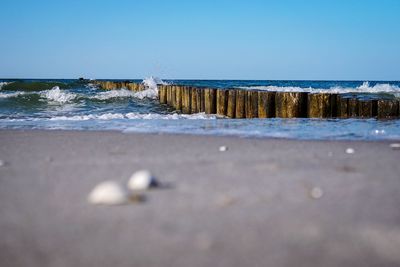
[88,181,129,205]
[345,148,355,154]
[0,160,5,167]
[328,152,333,157]
[390,143,400,150]
[310,187,324,199]
[128,170,158,191]
[219,146,228,152]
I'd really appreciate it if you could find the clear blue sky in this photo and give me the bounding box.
[1,0,399,80]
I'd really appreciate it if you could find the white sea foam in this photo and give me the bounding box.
[0,91,27,98]
[41,86,77,103]
[238,82,400,95]
[48,112,216,121]
[135,76,168,100]
[91,89,135,100]
[0,82,9,90]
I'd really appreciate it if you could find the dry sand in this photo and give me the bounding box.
[0,130,400,267]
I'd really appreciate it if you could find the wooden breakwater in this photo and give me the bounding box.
[95,80,400,119]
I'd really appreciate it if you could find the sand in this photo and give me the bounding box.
[1,130,400,267]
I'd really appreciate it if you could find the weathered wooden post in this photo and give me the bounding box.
[216,89,228,116]
[159,85,167,104]
[358,100,377,118]
[191,87,200,114]
[307,93,335,118]
[235,90,246,119]
[166,85,172,106]
[275,92,308,118]
[204,88,216,114]
[226,90,236,118]
[348,98,359,117]
[182,86,192,114]
[175,86,183,111]
[258,91,275,118]
[245,90,258,118]
[337,95,349,118]
[171,86,177,108]
[377,99,399,119]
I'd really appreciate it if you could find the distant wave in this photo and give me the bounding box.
[0,82,10,90]
[40,86,77,103]
[0,91,28,98]
[47,112,216,121]
[91,89,136,100]
[1,81,68,91]
[238,82,400,95]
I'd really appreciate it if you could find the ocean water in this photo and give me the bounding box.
[1,78,400,140]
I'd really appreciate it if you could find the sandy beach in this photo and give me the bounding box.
[0,130,400,267]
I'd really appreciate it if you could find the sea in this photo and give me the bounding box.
[1,78,400,140]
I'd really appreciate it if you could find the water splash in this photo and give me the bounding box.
[135,76,168,100]
[41,86,77,103]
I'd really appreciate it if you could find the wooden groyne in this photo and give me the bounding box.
[94,80,400,119]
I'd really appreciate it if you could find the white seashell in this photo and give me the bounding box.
[345,148,355,154]
[219,146,228,152]
[390,143,400,150]
[310,187,323,199]
[88,181,128,205]
[128,170,158,191]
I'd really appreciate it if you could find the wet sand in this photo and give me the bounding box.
[1,130,400,267]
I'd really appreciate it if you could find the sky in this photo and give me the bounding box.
[0,0,399,80]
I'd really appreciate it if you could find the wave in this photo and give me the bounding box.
[135,76,168,100]
[0,82,10,90]
[1,81,69,91]
[40,86,77,103]
[0,91,28,98]
[91,88,135,100]
[47,112,216,121]
[238,82,400,95]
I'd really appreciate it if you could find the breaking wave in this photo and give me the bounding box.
[47,112,216,121]
[40,86,77,103]
[91,89,135,100]
[0,91,28,98]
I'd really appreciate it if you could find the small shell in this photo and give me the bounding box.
[390,143,400,150]
[0,160,5,167]
[219,146,228,152]
[88,181,128,205]
[310,187,324,199]
[345,148,355,154]
[128,170,158,191]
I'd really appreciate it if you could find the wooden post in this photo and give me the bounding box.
[171,86,177,109]
[175,86,183,111]
[358,100,377,118]
[275,92,307,118]
[159,85,167,104]
[235,90,246,119]
[377,99,399,119]
[337,96,349,118]
[348,98,359,117]
[245,91,258,118]
[204,88,216,114]
[258,91,275,118]
[199,88,205,113]
[307,93,334,118]
[226,90,236,118]
[182,86,191,114]
[166,85,172,106]
[216,89,228,116]
[191,87,199,114]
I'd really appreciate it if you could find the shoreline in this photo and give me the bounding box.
[1,130,400,266]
